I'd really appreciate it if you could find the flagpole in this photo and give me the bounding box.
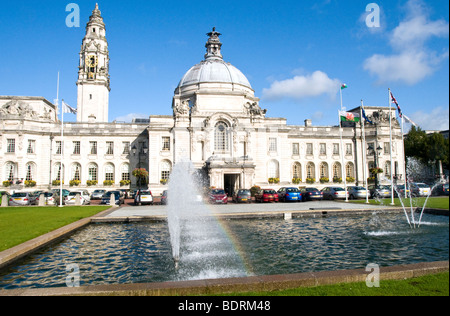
[388,89,395,206]
[60,97,64,208]
[338,110,348,202]
[361,100,369,204]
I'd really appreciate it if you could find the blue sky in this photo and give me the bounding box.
[0,0,448,130]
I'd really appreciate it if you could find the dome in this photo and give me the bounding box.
[176,28,253,93]
[177,59,252,89]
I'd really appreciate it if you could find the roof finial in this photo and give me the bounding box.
[205,28,223,60]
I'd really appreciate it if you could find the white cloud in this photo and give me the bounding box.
[262,71,340,101]
[363,0,449,85]
[409,106,449,131]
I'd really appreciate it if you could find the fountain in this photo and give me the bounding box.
[166,160,247,280]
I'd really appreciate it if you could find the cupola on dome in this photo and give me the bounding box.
[176,28,253,94]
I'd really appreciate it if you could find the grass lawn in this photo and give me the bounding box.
[0,206,110,252]
[225,272,449,296]
[349,196,449,210]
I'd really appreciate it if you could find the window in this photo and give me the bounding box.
[56,141,63,155]
[7,139,15,153]
[106,142,114,155]
[88,163,98,181]
[333,163,342,179]
[25,163,35,181]
[268,160,279,178]
[162,137,171,151]
[346,162,355,178]
[5,162,16,181]
[320,143,326,155]
[385,161,391,177]
[121,164,130,181]
[27,140,36,154]
[90,142,97,155]
[160,160,172,181]
[346,143,353,155]
[122,142,130,155]
[333,144,340,155]
[269,138,277,153]
[292,162,301,179]
[306,162,315,179]
[214,122,229,152]
[384,142,390,154]
[71,163,81,181]
[320,162,329,178]
[306,143,313,155]
[73,141,81,155]
[53,163,64,181]
[104,164,115,181]
[292,143,299,156]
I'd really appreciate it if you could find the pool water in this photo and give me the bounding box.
[0,212,448,290]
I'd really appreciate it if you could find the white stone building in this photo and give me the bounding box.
[0,5,405,195]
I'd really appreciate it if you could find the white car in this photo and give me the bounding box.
[65,190,91,205]
[134,190,153,205]
[413,183,432,197]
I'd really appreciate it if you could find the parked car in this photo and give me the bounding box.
[65,190,91,205]
[321,187,349,200]
[90,189,106,200]
[34,192,56,205]
[209,189,228,204]
[277,187,302,202]
[394,184,407,198]
[8,192,34,206]
[134,190,153,205]
[348,186,369,200]
[300,188,323,201]
[255,189,279,203]
[232,189,252,203]
[102,191,125,205]
[369,185,391,199]
[52,189,71,205]
[432,183,449,196]
[412,183,432,197]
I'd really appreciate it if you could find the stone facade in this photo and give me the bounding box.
[0,5,405,195]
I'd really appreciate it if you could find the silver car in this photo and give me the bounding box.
[65,190,91,205]
[8,192,34,206]
[321,187,349,200]
[369,185,391,199]
[348,186,369,200]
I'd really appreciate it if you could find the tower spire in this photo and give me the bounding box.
[205,27,223,60]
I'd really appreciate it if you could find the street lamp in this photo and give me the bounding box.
[368,144,383,188]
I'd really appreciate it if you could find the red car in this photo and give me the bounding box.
[209,189,228,204]
[255,189,279,203]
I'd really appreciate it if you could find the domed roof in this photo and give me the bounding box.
[178,59,252,89]
[176,28,252,91]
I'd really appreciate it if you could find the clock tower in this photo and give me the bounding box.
[76,3,110,123]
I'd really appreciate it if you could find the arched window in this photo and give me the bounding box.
[384,161,391,178]
[88,163,98,181]
[104,163,115,182]
[268,160,279,179]
[320,162,329,178]
[214,121,229,152]
[5,162,17,181]
[160,160,172,181]
[333,162,342,179]
[292,162,302,179]
[346,162,355,178]
[306,162,315,180]
[53,163,65,181]
[121,163,130,181]
[25,162,36,181]
[71,163,81,181]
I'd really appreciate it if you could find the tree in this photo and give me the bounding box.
[404,126,428,164]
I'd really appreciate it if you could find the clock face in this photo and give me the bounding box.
[86,55,98,67]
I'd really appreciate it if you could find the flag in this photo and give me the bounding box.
[403,114,418,127]
[62,101,77,115]
[362,108,373,124]
[341,84,348,90]
[390,92,402,118]
[340,111,360,122]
